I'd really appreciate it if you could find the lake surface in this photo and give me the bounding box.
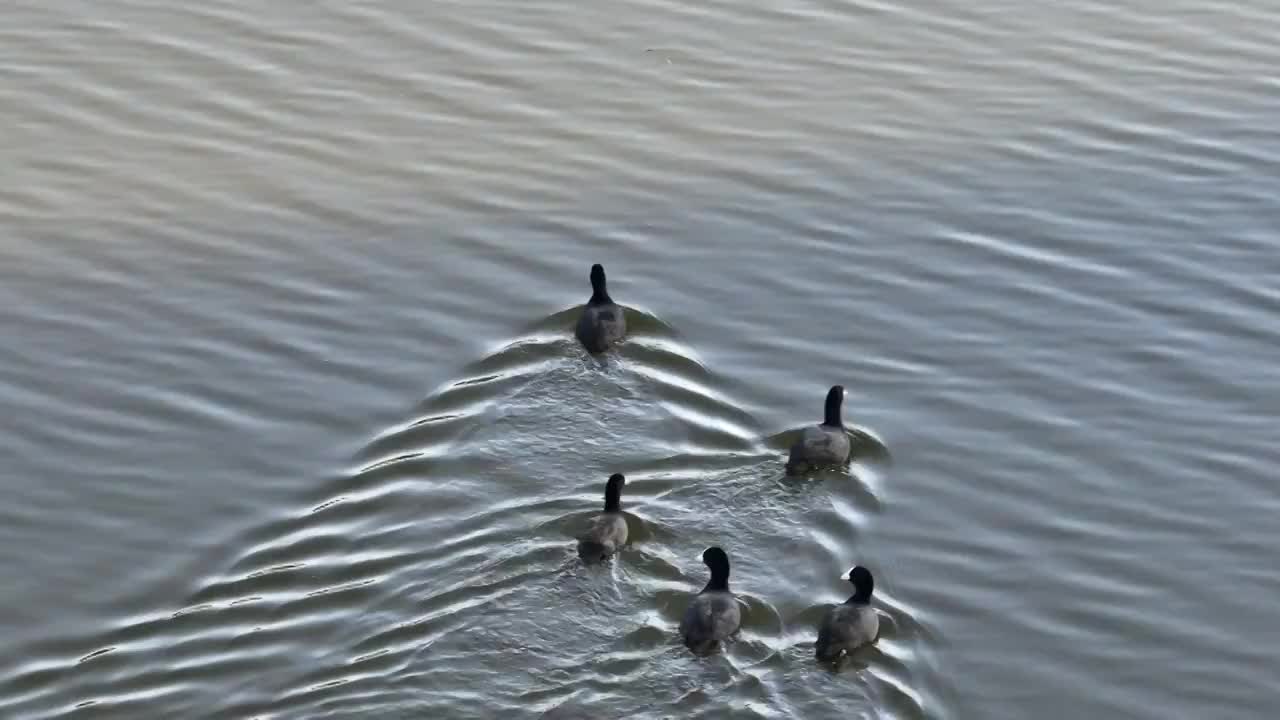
[2,1,1278,718]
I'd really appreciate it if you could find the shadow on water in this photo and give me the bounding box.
[0,305,930,719]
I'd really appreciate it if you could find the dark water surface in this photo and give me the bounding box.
[2,1,1279,718]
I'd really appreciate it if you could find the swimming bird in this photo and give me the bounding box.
[576,473,628,562]
[815,565,879,662]
[786,385,851,473]
[679,546,742,655]
[575,263,626,353]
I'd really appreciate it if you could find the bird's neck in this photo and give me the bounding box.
[703,576,730,593]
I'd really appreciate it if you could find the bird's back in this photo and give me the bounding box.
[787,424,851,471]
[680,591,741,654]
[575,302,625,353]
[815,603,878,661]
[576,512,627,562]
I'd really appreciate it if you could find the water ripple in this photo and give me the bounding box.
[0,299,902,718]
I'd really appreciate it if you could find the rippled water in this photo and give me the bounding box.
[2,1,1279,718]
